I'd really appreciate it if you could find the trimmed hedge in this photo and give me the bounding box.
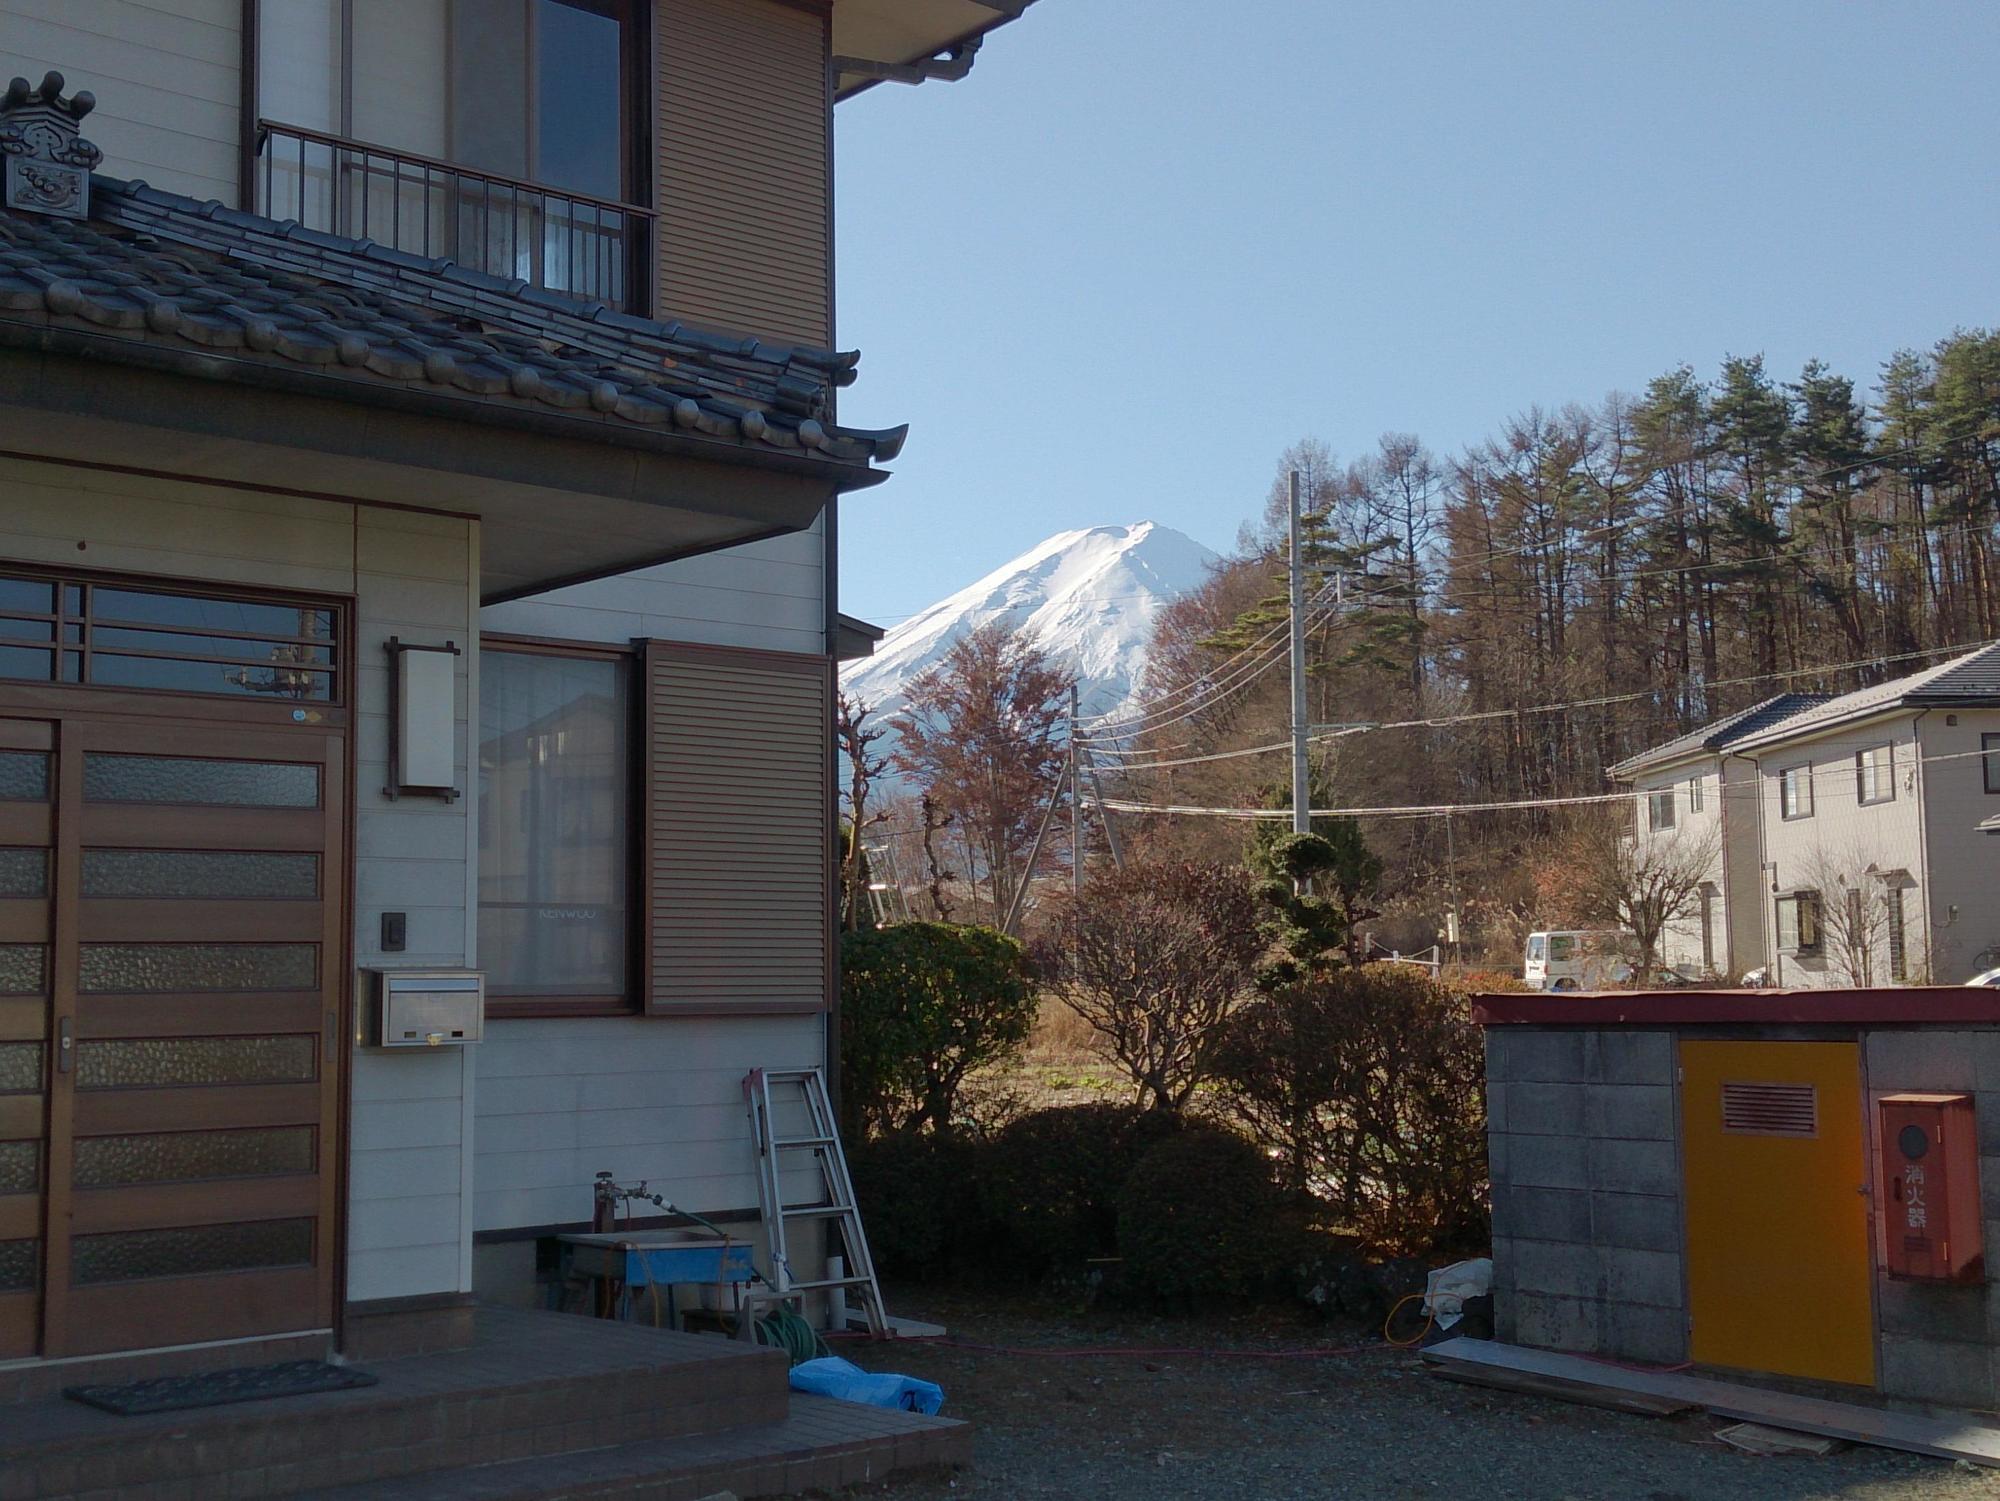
[978,1104,1187,1280]
[1115,1128,1287,1306]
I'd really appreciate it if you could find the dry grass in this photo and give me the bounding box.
[960,992,1130,1124]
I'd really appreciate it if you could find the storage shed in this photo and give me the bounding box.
[1478,988,2000,1412]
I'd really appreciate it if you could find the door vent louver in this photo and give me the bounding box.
[1721,1081,1818,1137]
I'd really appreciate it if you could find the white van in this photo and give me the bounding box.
[1523,930,1636,992]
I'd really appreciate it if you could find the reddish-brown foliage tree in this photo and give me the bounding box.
[891,622,1070,923]
[1033,861,1266,1113]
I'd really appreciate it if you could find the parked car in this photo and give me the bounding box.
[1965,967,2000,989]
[1524,930,1637,991]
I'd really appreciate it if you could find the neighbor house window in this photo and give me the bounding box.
[1779,764,1813,820]
[1689,776,1704,813]
[1647,790,1676,832]
[1857,744,1895,806]
[1886,886,1908,981]
[1776,891,1822,954]
[1985,734,2000,795]
[478,643,632,1010]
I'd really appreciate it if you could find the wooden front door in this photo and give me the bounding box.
[0,713,346,1357]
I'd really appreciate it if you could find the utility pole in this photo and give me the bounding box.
[1288,468,1310,835]
[1070,683,1083,895]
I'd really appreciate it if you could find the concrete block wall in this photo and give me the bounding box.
[1864,1027,2000,1410]
[1487,1027,1686,1364]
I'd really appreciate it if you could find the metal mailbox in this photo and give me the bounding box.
[365,968,484,1047]
[1878,1092,1983,1283]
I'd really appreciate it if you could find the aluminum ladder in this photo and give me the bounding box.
[744,1066,888,1338]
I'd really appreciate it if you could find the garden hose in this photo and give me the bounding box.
[754,1305,828,1365]
[1383,1291,1434,1348]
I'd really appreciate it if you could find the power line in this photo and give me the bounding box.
[1084,636,2000,772]
[1102,742,2000,822]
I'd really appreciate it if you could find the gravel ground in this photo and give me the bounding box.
[832,1287,2000,1501]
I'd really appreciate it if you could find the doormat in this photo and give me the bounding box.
[64,1360,378,1415]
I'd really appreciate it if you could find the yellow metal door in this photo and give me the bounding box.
[1681,1040,1874,1386]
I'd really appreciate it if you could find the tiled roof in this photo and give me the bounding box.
[0,174,907,468]
[1608,692,1834,779]
[1727,641,2000,750]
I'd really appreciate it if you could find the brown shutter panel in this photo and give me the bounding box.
[642,641,832,1013]
[654,0,833,346]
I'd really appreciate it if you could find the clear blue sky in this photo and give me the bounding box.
[830,0,2000,628]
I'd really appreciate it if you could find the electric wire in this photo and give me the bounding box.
[1084,636,2000,773]
[1099,742,2000,822]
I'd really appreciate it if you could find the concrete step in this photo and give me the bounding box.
[286,1394,969,1501]
[0,1308,792,1500]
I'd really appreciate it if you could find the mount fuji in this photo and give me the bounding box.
[840,522,1221,739]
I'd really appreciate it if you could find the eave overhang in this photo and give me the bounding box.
[833,0,1036,99]
[0,344,884,603]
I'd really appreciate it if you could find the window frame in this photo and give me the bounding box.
[1984,733,2000,796]
[1688,775,1704,814]
[1646,789,1677,832]
[477,633,642,1020]
[1775,889,1823,955]
[1856,743,1896,806]
[1779,763,1814,821]
[0,563,345,710]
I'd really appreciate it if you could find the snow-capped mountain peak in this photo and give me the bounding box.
[840,522,1219,736]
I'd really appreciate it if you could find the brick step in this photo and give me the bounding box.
[2,1308,795,1501]
[286,1394,969,1501]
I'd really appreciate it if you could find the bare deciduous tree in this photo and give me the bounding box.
[836,691,891,931]
[1538,814,1721,984]
[1033,862,1266,1113]
[1801,845,1901,986]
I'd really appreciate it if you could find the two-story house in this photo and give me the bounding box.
[1608,693,1829,980]
[0,0,1030,1382]
[1613,643,2000,988]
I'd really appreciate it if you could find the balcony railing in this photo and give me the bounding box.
[254,120,655,315]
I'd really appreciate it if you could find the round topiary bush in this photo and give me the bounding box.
[847,1129,983,1280]
[977,1104,1186,1280]
[1115,1127,1285,1306]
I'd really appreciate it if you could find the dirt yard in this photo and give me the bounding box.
[835,1288,2000,1501]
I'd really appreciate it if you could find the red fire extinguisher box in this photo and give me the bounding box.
[1878,1093,1984,1283]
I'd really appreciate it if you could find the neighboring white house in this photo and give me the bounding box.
[1609,693,1830,980]
[1613,644,2000,988]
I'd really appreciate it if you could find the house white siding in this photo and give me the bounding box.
[1916,708,2000,984]
[1753,715,1929,987]
[4,0,242,204]
[1628,761,1728,977]
[471,523,831,1289]
[0,455,480,1305]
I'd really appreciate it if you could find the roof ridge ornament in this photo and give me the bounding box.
[2,71,102,221]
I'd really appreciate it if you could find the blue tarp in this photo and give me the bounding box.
[788,1356,945,1415]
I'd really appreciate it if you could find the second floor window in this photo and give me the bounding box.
[1779,764,1813,820]
[259,0,646,308]
[1856,743,1895,805]
[453,0,635,201]
[1985,733,2000,795]
[1647,790,1676,832]
[1689,776,1704,813]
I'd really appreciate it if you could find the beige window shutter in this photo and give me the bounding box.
[640,641,832,1014]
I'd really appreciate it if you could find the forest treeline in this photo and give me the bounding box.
[1087,329,2000,959]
